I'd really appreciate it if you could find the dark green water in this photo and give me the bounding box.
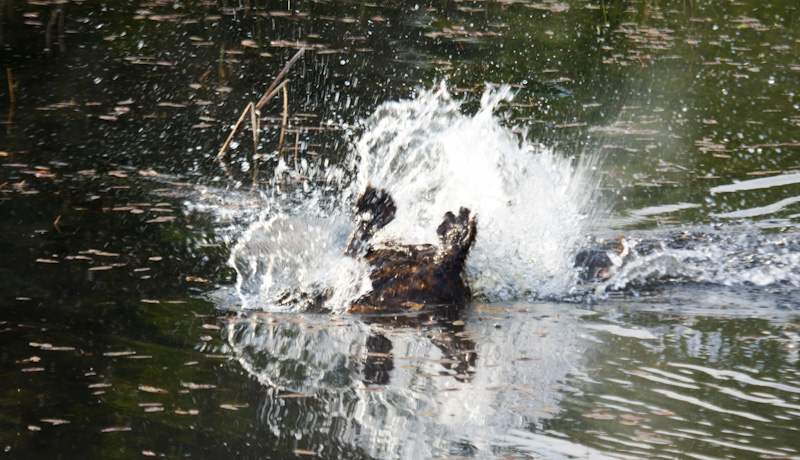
[2,0,800,459]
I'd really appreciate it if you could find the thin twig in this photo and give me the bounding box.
[218,46,227,80]
[276,84,289,155]
[45,6,56,56]
[251,102,259,155]
[250,103,259,185]
[293,130,300,168]
[217,48,305,185]
[217,101,254,160]
[7,68,14,103]
[256,48,305,111]
[254,78,289,113]
[255,124,344,131]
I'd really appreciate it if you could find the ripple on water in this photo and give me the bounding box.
[560,309,800,460]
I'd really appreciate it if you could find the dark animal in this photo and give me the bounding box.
[345,185,477,312]
[574,231,728,283]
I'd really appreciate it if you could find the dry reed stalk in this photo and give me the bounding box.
[256,48,305,111]
[6,69,14,103]
[217,101,255,182]
[255,79,289,113]
[217,101,254,160]
[293,130,300,168]
[250,101,260,185]
[276,84,289,155]
[218,48,305,184]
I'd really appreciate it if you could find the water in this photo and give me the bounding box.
[227,84,598,312]
[218,294,800,459]
[223,304,585,459]
[2,0,800,459]
[225,84,800,312]
[215,85,800,458]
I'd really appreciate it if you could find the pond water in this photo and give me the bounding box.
[2,0,800,459]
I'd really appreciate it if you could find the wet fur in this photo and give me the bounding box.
[346,185,477,311]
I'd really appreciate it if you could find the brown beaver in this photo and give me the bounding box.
[345,185,477,312]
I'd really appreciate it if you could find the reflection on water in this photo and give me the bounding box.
[3,0,800,458]
[212,45,800,460]
[220,294,800,459]
[556,295,800,460]
[223,302,585,458]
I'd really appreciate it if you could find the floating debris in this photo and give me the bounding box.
[88,383,112,389]
[219,403,249,411]
[181,382,217,390]
[100,426,132,433]
[138,385,168,394]
[174,409,199,415]
[40,419,70,425]
[103,351,136,357]
[584,410,616,420]
[30,343,75,352]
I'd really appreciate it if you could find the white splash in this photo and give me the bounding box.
[226,83,598,311]
[229,214,372,311]
[350,83,597,301]
[594,230,800,296]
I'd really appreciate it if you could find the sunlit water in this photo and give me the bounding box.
[216,294,800,459]
[224,84,598,312]
[3,1,800,459]
[215,85,800,313]
[204,87,800,459]
[222,303,587,459]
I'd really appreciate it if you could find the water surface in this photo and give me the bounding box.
[2,0,800,459]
